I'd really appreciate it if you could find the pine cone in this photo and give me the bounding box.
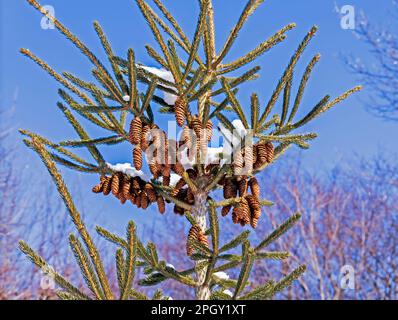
[240,199,251,225]
[232,206,242,224]
[265,142,274,163]
[141,192,149,209]
[246,194,261,211]
[173,205,185,216]
[157,196,166,214]
[133,145,142,170]
[238,178,248,197]
[249,177,260,198]
[221,205,232,217]
[145,184,156,202]
[233,149,244,176]
[171,178,187,197]
[129,117,142,145]
[223,178,237,199]
[92,183,103,193]
[187,225,208,256]
[162,175,170,187]
[102,177,112,195]
[141,125,151,151]
[111,173,121,196]
[122,180,132,200]
[256,143,268,166]
[132,177,141,190]
[175,96,187,127]
[232,200,250,226]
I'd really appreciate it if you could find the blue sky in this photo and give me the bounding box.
[1,0,397,233]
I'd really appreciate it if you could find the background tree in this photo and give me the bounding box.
[344,1,398,120]
[17,0,359,300]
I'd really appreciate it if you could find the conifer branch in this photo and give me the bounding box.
[19,240,91,300]
[215,0,265,66]
[69,234,105,300]
[28,138,114,299]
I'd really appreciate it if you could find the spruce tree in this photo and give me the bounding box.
[19,0,361,300]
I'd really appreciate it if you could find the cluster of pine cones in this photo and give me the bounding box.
[219,175,265,229]
[92,173,166,214]
[129,117,186,185]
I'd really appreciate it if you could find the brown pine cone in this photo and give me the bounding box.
[141,192,149,209]
[223,178,237,199]
[234,149,244,176]
[131,177,141,190]
[175,96,187,127]
[232,206,242,224]
[256,143,268,165]
[135,192,142,208]
[191,116,202,138]
[243,144,254,172]
[92,183,103,193]
[171,178,187,197]
[102,177,112,195]
[111,173,121,196]
[249,177,261,198]
[133,145,142,170]
[181,125,192,146]
[173,205,185,216]
[187,225,208,256]
[265,142,274,163]
[145,184,156,202]
[157,196,166,214]
[163,175,171,187]
[129,117,142,145]
[240,199,251,225]
[251,217,259,229]
[221,205,232,217]
[232,200,250,226]
[118,193,127,205]
[163,164,171,186]
[238,178,248,197]
[141,125,151,151]
[122,180,132,200]
[246,194,261,211]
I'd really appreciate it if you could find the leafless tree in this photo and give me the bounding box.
[344,1,398,120]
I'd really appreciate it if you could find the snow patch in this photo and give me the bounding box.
[106,163,147,179]
[213,271,230,280]
[139,65,177,105]
[223,289,233,297]
[158,173,182,187]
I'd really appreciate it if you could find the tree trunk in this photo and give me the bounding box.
[192,192,211,300]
